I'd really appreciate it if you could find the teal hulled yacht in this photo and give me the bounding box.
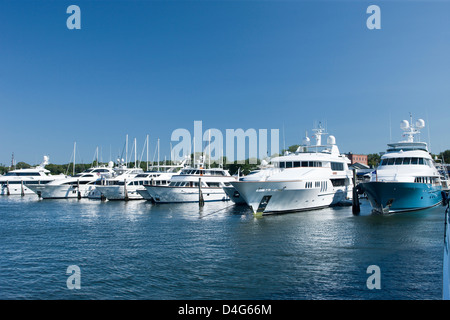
[360,116,442,213]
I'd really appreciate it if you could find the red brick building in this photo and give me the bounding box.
[346,153,368,166]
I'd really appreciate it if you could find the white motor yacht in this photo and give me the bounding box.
[231,124,353,215]
[0,156,66,195]
[360,116,443,213]
[144,159,236,203]
[27,166,115,199]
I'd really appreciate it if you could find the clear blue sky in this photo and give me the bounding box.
[1,0,449,165]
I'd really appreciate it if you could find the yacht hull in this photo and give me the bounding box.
[28,184,96,199]
[361,181,442,213]
[231,180,351,215]
[222,186,247,205]
[95,185,144,201]
[137,188,153,201]
[144,185,230,203]
[1,184,36,195]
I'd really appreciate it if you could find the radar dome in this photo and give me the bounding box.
[400,120,410,130]
[415,119,425,129]
[108,161,114,168]
[327,135,336,145]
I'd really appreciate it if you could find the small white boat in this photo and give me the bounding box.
[0,156,67,196]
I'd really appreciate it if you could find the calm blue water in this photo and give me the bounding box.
[0,195,445,300]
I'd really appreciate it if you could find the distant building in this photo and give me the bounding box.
[346,153,368,166]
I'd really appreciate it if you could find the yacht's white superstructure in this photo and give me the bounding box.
[231,124,353,215]
[27,166,115,199]
[0,156,66,195]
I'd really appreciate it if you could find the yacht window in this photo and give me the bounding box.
[207,182,221,188]
[387,158,395,165]
[411,158,419,165]
[402,158,411,165]
[16,172,41,177]
[293,161,300,168]
[286,162,293,168]
[23,181,40,185]
[280,162,285,168]
[394,158,403,165]
[418,158,424,165]
[330,178,346,187]
[331,162,344,171]
[380,159,388,166]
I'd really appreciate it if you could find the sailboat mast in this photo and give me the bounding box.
[146,134,149,171]
[73,141,76,176]
[208,129,211,169]
[134,138,137,168]
[125,134,128,167]
[157,138,160,171]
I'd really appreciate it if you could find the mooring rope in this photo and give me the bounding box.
[198,203,235,219]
